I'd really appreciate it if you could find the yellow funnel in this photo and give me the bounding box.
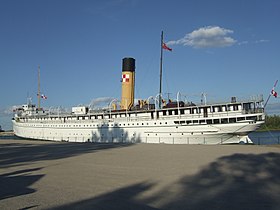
[121,58,135,110]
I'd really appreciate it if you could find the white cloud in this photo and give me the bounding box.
[238,41,249,45]
[255,39,269,44]
[238,39,269,45]
[167,26,237,48]
[0,106,18,115]
[89,97,115,108]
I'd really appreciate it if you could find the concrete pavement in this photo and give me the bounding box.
[1,139,280,209]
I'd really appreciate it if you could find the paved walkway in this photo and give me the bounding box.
[1,139,280,209]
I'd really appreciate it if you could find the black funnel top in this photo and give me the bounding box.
[122,57,135,72]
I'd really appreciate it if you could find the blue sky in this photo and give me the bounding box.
[0,0,279,129]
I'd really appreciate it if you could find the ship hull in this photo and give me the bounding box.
[12,118,263,144]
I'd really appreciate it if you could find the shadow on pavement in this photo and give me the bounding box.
[53,182,158,210]
[0,140,132,168]
[0,167,43,201]
[52,152,280,210]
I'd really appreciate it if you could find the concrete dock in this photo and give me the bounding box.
[1,138,280,209]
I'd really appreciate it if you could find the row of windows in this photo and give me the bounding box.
[147,132,201,136]
[174,116,257,125]
[20,115,259,128]
[21,121,170,128]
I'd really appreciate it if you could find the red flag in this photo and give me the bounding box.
[162,43,172,51]
[271,90,278,98]
[41,94,47,100]
[271,80,278,98]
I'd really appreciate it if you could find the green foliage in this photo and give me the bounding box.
[258,115,280,131]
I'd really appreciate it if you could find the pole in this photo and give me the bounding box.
[264,80,278,108]
[159,31,163,109]
[38,65,41,109]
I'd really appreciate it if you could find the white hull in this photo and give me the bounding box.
[13,112,263,144]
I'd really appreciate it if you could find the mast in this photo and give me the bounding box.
[38,65,41,109]
[159,31,163,108]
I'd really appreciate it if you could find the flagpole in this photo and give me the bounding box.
[159,31,163,109]
[264,95,271,108]
[264,80,278,108]
[38,65,41,109]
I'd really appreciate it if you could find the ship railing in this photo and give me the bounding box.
[17,108,264,124]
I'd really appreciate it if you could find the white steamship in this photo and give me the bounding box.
[13,57,265,144]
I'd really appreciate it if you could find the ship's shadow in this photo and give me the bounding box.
[52,152,280,210]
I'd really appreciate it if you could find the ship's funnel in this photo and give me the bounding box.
[121,57,135,110]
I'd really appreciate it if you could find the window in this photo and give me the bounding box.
[237,117,245,121]
[213,119,220,124]
[221,118,228,124]
[246,116,257,121]
[229,118,236,123]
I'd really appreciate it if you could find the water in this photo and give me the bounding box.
[249,131,280,145]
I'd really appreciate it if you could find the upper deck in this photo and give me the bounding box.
[14,99,264,126]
